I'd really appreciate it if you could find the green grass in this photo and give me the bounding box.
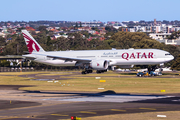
[0,71,180,93]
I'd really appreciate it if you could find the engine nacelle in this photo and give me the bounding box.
[90,60,108,70]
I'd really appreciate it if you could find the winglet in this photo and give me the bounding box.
[22,30,45,53]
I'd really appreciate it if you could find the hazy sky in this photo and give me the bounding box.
[1,0,179,22]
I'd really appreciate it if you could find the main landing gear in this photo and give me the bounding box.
[81,69,93,74]
[96,70,107,74]
[81,69,107,74]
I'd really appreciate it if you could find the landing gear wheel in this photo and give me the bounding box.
[88,70,93,73]
[81,71,86,74]
[96,70,101,74]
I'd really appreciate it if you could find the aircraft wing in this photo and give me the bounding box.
[31,53,92,62]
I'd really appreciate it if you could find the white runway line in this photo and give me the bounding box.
[157,115,166,117]
[98,88,104,89]
[47,81,53,82]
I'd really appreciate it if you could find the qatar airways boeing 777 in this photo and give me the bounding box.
[21,30,174,74]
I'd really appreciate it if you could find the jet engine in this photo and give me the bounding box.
[90,60,108,70]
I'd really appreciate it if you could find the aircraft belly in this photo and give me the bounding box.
[133,58,165,65]
[114,58,166,65]
[114,59,137,65]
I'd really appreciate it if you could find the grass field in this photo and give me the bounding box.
[0,71,180,94]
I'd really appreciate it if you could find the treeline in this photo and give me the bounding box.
[0,29,180,70]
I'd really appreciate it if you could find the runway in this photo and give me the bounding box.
[1,85,180,120]
[1,72,180,120]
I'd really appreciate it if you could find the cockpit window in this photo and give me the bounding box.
[165,53,171,55]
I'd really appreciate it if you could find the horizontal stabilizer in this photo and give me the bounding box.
[0,55,23,60]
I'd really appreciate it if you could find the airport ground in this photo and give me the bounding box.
[0,71,180,120]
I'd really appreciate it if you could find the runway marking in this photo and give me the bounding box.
[98,88,104,89]
[139,108,156,110]
[111,109,126,112]
[79,111,96,114]
[51,114,69,116]
[157,115,167,118]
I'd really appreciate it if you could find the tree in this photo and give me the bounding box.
[81,31,89,38]
[34,31,47,46]
[167,31,180,39]
[105,26,117,32]
[0,37,6,46]
[104,32,115,39]
[110,31,151,49]
[89,39,102,49]
[91,27,99,32]
[132,39,164,49]
[56,37,70,50]
[164,45,180,59]
[96,40,111,50]
[38,26,47,32]
[46,36,51,46]
[171,54,180,70]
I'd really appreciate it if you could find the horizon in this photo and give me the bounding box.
[0,19,179,23]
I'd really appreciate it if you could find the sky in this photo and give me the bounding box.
[1,0,180,22]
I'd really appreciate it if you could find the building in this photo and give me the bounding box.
[0,32,6,38]
[80,22,102,27]
[149,33,171,40]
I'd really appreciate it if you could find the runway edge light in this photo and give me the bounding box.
[71,116,81,120]
[71,116,75,120]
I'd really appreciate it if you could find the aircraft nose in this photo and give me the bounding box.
[171,55,174,60]
[164,55,174,62]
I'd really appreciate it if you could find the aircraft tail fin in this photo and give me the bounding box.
[22,30,45,54]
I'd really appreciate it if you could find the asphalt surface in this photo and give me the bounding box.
[0,86,180,120]
[1,73,180,119]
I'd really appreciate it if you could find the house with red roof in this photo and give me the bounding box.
[26,27,35,31]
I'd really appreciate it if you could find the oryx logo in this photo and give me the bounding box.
[22,33,40,53]
[97,63,99,66]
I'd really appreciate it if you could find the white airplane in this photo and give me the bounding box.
[22,30,174,74]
